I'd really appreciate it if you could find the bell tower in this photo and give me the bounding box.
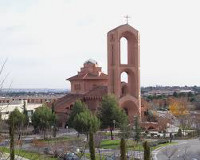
[107,24,141,121]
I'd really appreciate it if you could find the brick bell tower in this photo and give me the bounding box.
[107,24,141,121]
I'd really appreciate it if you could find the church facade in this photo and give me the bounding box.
[53,24,142,128]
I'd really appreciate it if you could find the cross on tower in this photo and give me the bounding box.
[124,15,130,24]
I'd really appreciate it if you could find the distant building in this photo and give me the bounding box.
[0,100,41,120]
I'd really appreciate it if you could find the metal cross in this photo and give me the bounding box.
[124,15,130,24]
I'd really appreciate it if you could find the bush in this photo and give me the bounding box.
[177,129,182,137]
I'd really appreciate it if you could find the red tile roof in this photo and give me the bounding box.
[67,72,108,81]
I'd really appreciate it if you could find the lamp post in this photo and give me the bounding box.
[113,120,116,140]
[113,120,116,131]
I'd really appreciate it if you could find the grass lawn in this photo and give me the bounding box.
[0,147,57,160]
[100,139,177,151]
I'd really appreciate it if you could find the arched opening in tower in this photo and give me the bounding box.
[124,108,128,115]
[120,37,128,64]
[121,72,128,96]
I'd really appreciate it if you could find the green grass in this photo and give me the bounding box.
[100,139,120,149]
[100,139,177,151]
[0,147,57,160]
[100,139,143,150]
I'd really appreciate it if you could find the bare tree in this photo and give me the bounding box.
[0,59,8,90]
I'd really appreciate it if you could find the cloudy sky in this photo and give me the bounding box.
[0,0,200,89]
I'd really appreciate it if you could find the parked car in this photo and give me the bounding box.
[64,153,79,160]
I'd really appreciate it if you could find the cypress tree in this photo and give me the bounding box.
[143,141,151,160]
[120,138,127,160]
[9,117,15,160]
[89,132,95,160]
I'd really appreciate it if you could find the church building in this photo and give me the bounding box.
[53,24,142,128]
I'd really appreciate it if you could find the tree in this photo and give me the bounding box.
[73,109,100,160]
[89,132,95,160]
[169,98,190,135]
[120,138,127,160]
[8,113,15,160]
[22,100,29,128]
[67,100,100,159]
[67,100,87,127]
[173,91,178,98]
[169,98,189,116]
[177,128,182,137]
[143,141,151,160]
[133,116,141,143]
[31,105,56,139]
[8,108,25,140]
[98,94,128,139]
[8,108,24,160]
[73,109,100,137]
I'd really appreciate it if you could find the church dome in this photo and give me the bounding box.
[84,59,98,65]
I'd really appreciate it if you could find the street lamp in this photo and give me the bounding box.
[113,120,116,131]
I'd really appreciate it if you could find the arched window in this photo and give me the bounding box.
[121,72,128,83]
[120,37,128,64]
[121,72,128,96]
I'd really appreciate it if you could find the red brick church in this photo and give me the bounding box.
[53,24,155,129]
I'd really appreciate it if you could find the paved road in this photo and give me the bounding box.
[153,139,200,160]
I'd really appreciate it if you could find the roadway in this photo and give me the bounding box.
[153,139,200,160]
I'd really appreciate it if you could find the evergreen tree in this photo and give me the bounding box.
[133,116,141,143]
[31,105,56,139]
[89,132,95,160]
[22,100,29,128]
[143,141,151,160]
[98,94,128,139]
[177,128,182,137]
[120,138,127,160]
[73,109,100,136]
[67,100,87,127]
[8,108,24,160]
[9,114,15,160]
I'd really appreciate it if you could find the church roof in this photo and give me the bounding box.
[107,24,138,35]
[53,86,108,113]
[53,93,83,113]
[84,86,107,98]
[67,72,108,81]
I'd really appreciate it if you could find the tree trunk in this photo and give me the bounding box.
[120,138,127,160]
[110,127,113,140]
[9,120,15,160]
[143,141,150,160]
[89,132,95,160]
